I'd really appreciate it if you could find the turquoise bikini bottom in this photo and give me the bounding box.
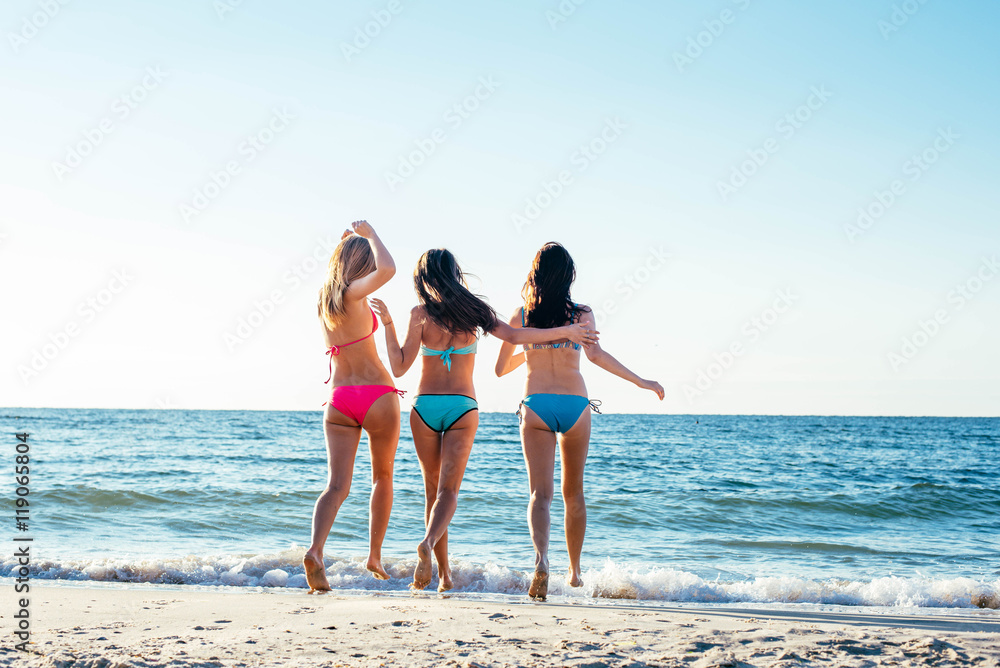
[411,394,479,433]
[518,393,602,434]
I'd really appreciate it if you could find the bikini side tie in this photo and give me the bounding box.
[324,345,340,384]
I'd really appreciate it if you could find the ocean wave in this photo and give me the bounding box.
[2,551,997,609]
[39,485,314,508]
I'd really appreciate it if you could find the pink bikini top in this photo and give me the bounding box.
[324,308,379,383]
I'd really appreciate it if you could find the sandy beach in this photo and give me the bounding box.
[5,584,999,667]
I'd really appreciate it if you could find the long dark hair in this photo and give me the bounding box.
[522,242,585,329]
[414,249,499,336]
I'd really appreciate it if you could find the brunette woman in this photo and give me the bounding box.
[371,248,597,590]
[495,242,664,600]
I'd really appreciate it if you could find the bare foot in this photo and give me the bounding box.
[529,569,549,601]
[303,552,330,592]
[568,570,583,588]
[366,556,390,580]
[412,542,432,590]
[437,572,453,592]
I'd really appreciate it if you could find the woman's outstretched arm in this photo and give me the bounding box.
[371,299,422,378]
[579,308,665,400]
[343,221,396,299]
[491,320,598,347]
[495,308,527,377]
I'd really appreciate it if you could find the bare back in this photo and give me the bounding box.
[416,306,478,397]
[322,298,393,387]
[522,307,591,396]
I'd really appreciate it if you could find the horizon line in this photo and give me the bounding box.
[2,407,997,419]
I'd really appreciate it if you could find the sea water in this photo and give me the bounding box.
[2,409,998,609]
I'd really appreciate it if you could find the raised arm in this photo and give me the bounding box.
[579,309,665,400]
[491,320,598,347]
[371,299,423,378]
[343,221,396,300]
[495,307,527,377]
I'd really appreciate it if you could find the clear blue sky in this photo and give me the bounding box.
[2,0,998,415]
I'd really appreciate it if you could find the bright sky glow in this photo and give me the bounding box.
[2,0,998,415]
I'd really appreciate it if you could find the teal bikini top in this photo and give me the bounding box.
[521,307,582,351]
[420,340,478,371]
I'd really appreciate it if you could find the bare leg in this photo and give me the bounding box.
[415,410,477,591]
[520,405,557,601]
[411,412,442,590]
[434,532,450,592]
[305,407,362,591]
[559,410,592,587]
[361,391,401,580]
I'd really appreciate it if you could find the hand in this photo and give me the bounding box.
[369,298,392,325]
[640,379,665,400]
[562,322,599,347]
[350,220,375,239]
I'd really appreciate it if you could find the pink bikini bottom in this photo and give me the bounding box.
[325,385,405,425]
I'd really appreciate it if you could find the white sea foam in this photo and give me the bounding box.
[3,550,997,609]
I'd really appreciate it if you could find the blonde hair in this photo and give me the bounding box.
[318,235,376,329]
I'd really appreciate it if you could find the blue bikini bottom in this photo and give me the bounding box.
[411,394,479,433]
[518,393,602,434]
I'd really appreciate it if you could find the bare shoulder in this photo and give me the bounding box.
[508,306,525,325]
[409,304,428,322]
[575,303,594,323]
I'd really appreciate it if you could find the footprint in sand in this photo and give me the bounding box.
[288,607,317,615]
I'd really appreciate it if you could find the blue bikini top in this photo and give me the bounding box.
[521,306,583,352]
[420,340,478,371]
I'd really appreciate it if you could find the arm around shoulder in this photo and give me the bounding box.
[495,307,527,376]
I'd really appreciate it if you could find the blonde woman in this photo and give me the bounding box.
[304,220,404,591]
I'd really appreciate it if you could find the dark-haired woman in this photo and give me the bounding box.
[495,242,664,601]
[371,248,597,591]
